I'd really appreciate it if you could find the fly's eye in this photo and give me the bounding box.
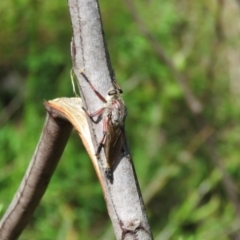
[108,89,117,96]
[118,89,123,94]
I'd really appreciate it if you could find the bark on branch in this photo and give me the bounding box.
[68,0,153,239]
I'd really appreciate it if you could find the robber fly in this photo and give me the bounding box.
[80,70,127,179]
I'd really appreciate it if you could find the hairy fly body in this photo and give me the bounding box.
[80,71,127,179]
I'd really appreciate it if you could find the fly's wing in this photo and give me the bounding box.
[104,124,125,169]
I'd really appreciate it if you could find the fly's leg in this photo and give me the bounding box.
[80,70,107,103]
[96,132,106,156]
[80,70,106,122]
[96,117,112,179]
[96,118,107,156]
[82,107,105,123]
[118,129,130,161]
[82,106,112,178]
[80,70,112,179]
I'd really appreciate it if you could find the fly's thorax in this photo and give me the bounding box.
[110,99,126,126]
[104,86,127,125]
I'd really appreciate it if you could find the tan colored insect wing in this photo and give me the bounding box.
[104,124,124,169]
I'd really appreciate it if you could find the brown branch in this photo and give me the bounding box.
[68,0,153,239]
[0,105,72,240]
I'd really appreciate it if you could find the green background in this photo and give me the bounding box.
[1,0,240,239]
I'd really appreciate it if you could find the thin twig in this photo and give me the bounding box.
[0,109,72,240]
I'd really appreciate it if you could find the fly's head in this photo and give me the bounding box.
[106,87,123,102]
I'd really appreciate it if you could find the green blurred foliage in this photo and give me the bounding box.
[1,0,240,239]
